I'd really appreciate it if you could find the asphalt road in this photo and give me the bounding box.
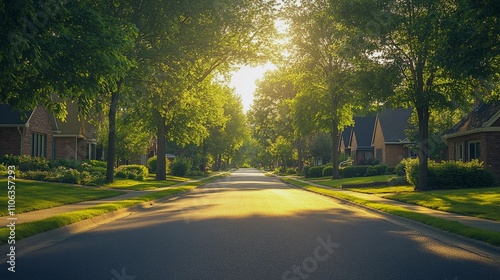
[2,168,500,279]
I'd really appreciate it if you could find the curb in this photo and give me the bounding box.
[279,177,500,262]
[0,188,194,263]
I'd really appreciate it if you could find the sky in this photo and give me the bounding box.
[229,63,277,113]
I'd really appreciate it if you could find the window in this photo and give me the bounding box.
[31,133,47,158]
[455,143,464,161]
[86,143,97,160]
[468,141,480,160]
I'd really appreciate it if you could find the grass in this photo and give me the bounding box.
[305,175,397,188]
[386,187,500,222]
[0,173,228,245]
[0,179,123,216]
[105,176,188,191]
[282,178,500,247]
[346,185,414,194]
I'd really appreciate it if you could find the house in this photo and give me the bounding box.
[444,101,500,180]
[349,116,376,164]
[51,100,98,161]
[0,101,98,161]
[0,104,55,159]
[372,108,414,166]
[339,126,353,156]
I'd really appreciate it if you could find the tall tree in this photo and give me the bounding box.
[286,0,361,179]
[332,0,500,190]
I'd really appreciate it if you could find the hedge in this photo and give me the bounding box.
[170,157,192,177]
[340,166,369,178]
[322,166,333,177]
[308,166,325,178]
[405,158,495,189]
[115,164,149,180]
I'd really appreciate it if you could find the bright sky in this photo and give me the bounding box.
[229,62,277,113]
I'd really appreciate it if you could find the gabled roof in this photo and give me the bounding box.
[340,126,353,149]
[0,104,35,127]
[374,108,412,144]
[444,100,500,139]
[350,116,376,149]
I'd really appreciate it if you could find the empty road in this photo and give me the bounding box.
[2,168,500,279]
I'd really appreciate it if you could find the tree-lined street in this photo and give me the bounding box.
[2,169,499,279]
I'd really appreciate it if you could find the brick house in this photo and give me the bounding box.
[444,101,500,181]
[0,104,55,159]
[0,101,97,160]
[372,108,414,166]
[51,100,98,161]
[339,126,353,156]
[349,116,376,164]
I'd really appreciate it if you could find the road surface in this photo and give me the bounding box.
[2,168,499,279]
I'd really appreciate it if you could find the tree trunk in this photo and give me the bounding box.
[155,111,167,181]
[296,138,305,174]
[331,119,340,179]
[105,83,120,183]
[416,105,430,191]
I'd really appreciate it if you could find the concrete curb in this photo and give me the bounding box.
[0,188,193,263]
[279,176,500,262]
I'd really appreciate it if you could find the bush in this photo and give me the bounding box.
[22,170,51,181]
[340,165,369,178]
[405,159,495,190]
[366,166,379,176]
[0,155,50,171]
[308,166,325,178]
[0,164,7,176]
[114,164,148,181]
[322,166,333,177]
[386,166,396,174]
[286,168,297,175]
[148,156,157,173]
[395,162,406,176]
[302,166,311,177]
[170,157,192,177]
[49,159,80,170]
[388,176,409,186]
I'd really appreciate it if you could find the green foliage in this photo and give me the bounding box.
[286,168,298,175]
[405,159,495,190]
[147,156,170,175]
[395,162,406,176]
[340,166,370,178]
[0,155,50,171]
[322,166,334,177]
[114,165,148,181]
[308,166,325,178]
[302,166,311,177]
[170,157,193,177]
[366,166,379,176]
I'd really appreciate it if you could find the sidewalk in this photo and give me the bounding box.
[287,177,500,233]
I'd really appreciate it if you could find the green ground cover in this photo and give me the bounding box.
[346,185,414,194]
[386,187,500,221]
[0,179,123,216]
[306,175,397,188]
[106,176,188,191]
[282,178,500,247]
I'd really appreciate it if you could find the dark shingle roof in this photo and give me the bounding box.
[352,116,376,148]
[445,101,500,136]
[340,126,353,148]
[377,108,412,143]
[0,104,33,125]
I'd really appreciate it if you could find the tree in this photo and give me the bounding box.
[332,0,499,190]
[286,0,361,179]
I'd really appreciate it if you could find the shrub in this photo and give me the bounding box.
[322,166,333,177]
[388,176,409,186]
[395,162,406,176]
[22,170,51,181]
[114,164,148,181]
[170,157,192,177]
[405,159,495,190]
[286,168,297,175]
[50,159,80,170]
[375,164,388,175]
[308,166,325,178]
[0,155,51,171]
[386,166,396,174]
[340,165,370,178]
[148,156,158,173]
[0,164,7,176]
[302,166,311,177]
[366,166,379,176]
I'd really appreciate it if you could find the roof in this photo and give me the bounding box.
[350,116,376,148]
[0,104,34,126]
[444,100,500,138]
[340,126,353,148]
[376,108,412,143]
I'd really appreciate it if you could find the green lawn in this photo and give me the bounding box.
[282,178,500,247]
[385,187,500,222]
[105,176,188,191]
[346,185,414,194]
[0,179,123,216]
[307,175,397,188]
